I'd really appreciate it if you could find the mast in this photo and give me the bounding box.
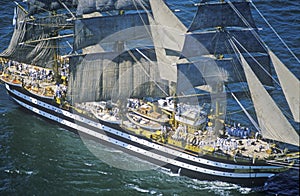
[0,1,73,68]
[175,0,274,134]
[231,39,300,146]
[148,0,187,98]
[52,10,60,84]
[68,0,170,103]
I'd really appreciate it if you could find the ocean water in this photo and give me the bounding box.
[0,0,299,195]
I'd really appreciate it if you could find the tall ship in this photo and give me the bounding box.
[0,0,299,187]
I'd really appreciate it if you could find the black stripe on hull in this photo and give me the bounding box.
[7,87,75,123]
[4,83,281,187]
[7,87,259,171]
[76,131,269,187]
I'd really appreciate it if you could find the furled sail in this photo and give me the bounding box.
[76,0,150,15]
[239,49,299,147]
[269,49,300,122]
[0,6,59,67]
[74,13,151,52]
[188,1,256,31]
[28,0,78,15]
[26,15,71,40]
[68,49,166,103]
[148,0,187,82]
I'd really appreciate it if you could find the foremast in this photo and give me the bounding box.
[0,1,73,72]
[52,10,60,84]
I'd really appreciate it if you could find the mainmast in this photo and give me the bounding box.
[68,0,167,103]
[176,0,273,134]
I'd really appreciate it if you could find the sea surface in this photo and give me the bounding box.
[0,0,299,195]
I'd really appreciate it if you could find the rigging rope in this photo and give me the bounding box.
[230,91,260,132]
[224,31,253,102]
[249,0,300,64]
[226,105,254,115]
[227,0,298,121]
[228,38,262,131]
[229,38,295,121]
[132,0,153,40]
[226,0,266,52]
[227,0,280,87]
[232,36,281,87]
[129,49,169,97]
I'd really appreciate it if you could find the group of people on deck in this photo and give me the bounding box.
[215,137,239,153]
[2,59,70,105]
[226,123,252,139]
[5,60,54,84]
[127,98,142,109]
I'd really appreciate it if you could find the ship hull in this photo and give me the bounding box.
[3,82,288,187]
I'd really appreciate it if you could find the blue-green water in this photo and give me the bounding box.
[0,0,299,195]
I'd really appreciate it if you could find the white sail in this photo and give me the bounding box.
[269,49,300,123]
[149,0,187,82]
[240,52,299,147]
[149,0,186,43]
